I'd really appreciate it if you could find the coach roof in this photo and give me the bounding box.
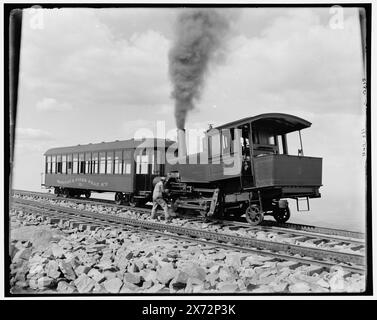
[44,138,174,156]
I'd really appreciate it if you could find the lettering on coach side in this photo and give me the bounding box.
[56,177,108,187]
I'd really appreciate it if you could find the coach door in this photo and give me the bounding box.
[135,150,150,192]
[240,123,254,188]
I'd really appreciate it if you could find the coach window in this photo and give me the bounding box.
[85,153,91,174]
[51,156,56,174]
[79,153,85,174]
[221,129,231,155]
[46,156,51,174]
[106,151,113,174]
[123,150,132,174]
[62,155,67,174]
[210,134,220,159]
[56,155,61,174]
[99,152,106,174]
[114,151,122,174]
[73,154,78,174]
[67,154,73,174]
[92,152,98,174]
[56,155,62,174]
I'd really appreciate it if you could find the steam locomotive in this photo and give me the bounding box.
[42,113,322,225]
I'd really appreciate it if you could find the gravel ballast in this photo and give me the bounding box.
[9,206,365,294]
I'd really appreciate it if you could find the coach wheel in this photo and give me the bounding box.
[245,205,264,226]
[115,192,123,205]
[85,191,91,199]
[54,188,61,197]
[123,194,130,206]
[62,189,69,198]
[274,207,291,223]
[129,196,137,207]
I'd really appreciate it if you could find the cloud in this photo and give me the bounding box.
[16,127,53,140]
[189,7,363,128]
[20,10,171,112]
[36,97,72,111]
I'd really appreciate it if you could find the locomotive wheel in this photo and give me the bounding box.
[245,205,264,226]
[274,207,291,223]
[85,191,91,199]
[115,192,123,205]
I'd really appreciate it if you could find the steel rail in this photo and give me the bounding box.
[11,202,365,275]
[12,197,365,269]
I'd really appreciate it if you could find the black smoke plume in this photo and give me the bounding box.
[168,9,232,129]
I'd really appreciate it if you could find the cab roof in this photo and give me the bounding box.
[44,138,174,156]
[215,113,311,134]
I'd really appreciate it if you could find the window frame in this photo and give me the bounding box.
[99,152,106,174]
[114,150,122,175]
[73,153,78,174]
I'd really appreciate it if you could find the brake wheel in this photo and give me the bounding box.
[245,205,264,226]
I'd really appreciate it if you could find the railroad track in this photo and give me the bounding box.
[11,196,365,274]
[12,189,365,240]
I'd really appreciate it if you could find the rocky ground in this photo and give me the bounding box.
[9,207,365,294]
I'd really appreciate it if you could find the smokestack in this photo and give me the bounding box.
[177,129,187,160]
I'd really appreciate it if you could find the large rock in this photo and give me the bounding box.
[288,282,311,293]
[218,267,236,282]
[51,243,65,258]
[217,281,238,292]
[58,260,76,280]
[225,253,246,268]
[184,278,205,293]
[182,263,206,281]
[144,270,158,283]
[87,268,106,283]
[12,248,32,262]
[103,278,123,293]
[123,272,141,285]
[28,278,38,290]
[74,274,96,293]
[170,271,189,290]
[96,259,113,271]
[46,260,61,279]
[37,276,54,289]
[28,264,44,277]
[75,265,91,276]
[57,281,76,293]
[121,281,140,292]
[144,283,165,293]
[156,264,177,285]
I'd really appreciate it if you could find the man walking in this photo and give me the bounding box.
[151,177,171,221]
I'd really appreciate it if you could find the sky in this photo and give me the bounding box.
[12,7,366,231]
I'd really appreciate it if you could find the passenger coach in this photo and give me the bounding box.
[42,138,173,206]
